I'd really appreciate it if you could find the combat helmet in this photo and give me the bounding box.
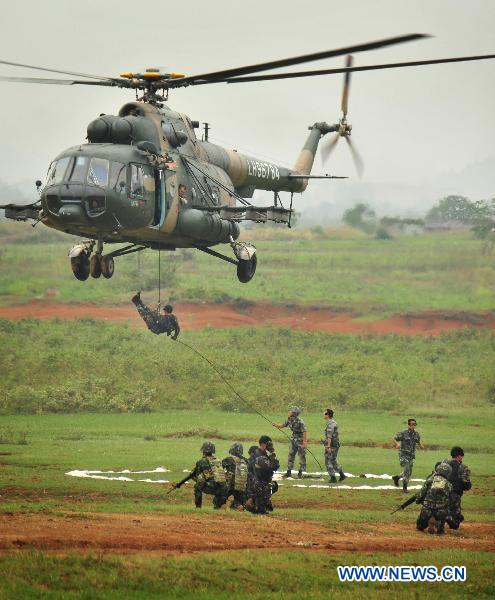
[229,442,244,457]
[201,441,215,455]
[290,406,301,416]
[435,462,452,479]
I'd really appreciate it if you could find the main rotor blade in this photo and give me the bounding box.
[166,33,428,87]
[341,55,353,117]
[345,136,364,178]
[0,58,117,81]
[321,134,340,165]
[224,53,495,83]
[0,75,119,86]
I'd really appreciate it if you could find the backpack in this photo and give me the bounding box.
[206,457,227,484]
[233,457,249,492]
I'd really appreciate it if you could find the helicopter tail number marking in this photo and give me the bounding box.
[247,160,280,181]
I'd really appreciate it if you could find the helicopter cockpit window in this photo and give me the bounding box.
[109,161,126,193]
[66,156,89,182]
[46,156,71,186]
[87,157,109,187]
[130,164,155,204]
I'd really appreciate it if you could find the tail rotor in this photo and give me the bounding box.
[321,55,364,177]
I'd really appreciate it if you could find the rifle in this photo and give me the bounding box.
[167,472,194,495]
[390,493,419,515]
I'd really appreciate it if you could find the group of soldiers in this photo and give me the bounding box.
[172,436,280,514]
[170,411,472,535]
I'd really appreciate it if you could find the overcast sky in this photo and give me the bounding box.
[0,0,493,203]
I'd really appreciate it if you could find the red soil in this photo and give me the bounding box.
[0,300,494,336]
[1,511,493,555]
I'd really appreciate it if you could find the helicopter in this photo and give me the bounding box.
[1,34,494,283]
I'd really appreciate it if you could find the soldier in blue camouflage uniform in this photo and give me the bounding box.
[131,292,180,339]
[392,418,424,493]
[444,446,472,530]
[172,441,228,508]
[273,406,307,479]
[416,462,453,535]
[222,442,250,510]
[246,435,280,514]
[323,409,346,484]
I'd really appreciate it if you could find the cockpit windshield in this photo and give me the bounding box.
[46,156,71,186]
[87,157,109,187]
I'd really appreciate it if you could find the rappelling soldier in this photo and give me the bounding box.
[246,435,280,514]
[172,441,228,509]
[444,446,472,530]
[273,406,307,479]
[323,408,346,484]
[392,418,424,493]
[415,462,453,535]
[222,442,250,510]
[131,291,180,339]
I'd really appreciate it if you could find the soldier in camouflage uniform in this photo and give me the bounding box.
[246,435,280,514]
[444,446,472,530]
[323,409,346,484]
[172,441,228,508]
[131,291,180,339]
[392,418,424,493]
[416,462,453,535]
[273,406,307,479]
[222,442,250,510]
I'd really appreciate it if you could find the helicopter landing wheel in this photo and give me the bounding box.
[236,254,257,283]
[101,255,115,279]
[71,252,90,281]
[89,254,102,278]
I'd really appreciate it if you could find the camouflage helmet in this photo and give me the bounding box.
[201,441,215,455]
[435,462,452,479]
[229,442,244,457]
[290,406,301,416]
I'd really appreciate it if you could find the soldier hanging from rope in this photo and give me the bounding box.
[131,292,180,340]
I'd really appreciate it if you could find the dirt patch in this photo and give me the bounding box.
[0,512,493,555]
[1,300,494,336]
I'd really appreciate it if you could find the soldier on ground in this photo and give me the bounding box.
[323,409,346,484]
[392,418,424,494]
[131,292,180,340]
[415,462,453,535]
[273,406,307,479]
[222,442,250,510]
[172,441,228,509]
[444,446,472,529]
[246,435,280,514]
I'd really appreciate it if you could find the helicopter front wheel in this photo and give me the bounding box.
[71,252,90,281]
[89,254,102,278]
[237,254,257,283]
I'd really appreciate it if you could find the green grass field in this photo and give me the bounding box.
[0,410,494,598]
[1,222,494,314]
[1,224,494,598]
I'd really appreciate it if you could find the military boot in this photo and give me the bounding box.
[131,291,141,305]
[297,470,303,479]
[339,470,347,482]
[392,475,400,487]
[427,517,436,534]
[329,475,337,484]
[402,481,408,494]
[436,521,445,535]
[282,469,292,479]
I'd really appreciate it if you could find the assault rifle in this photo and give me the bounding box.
[390,493,419,515]
[166,471,194,495]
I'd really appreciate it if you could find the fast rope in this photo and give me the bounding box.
[157,246,161,310]
[175,337,323,470]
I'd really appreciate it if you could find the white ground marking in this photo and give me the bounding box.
[66,468,424,489]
